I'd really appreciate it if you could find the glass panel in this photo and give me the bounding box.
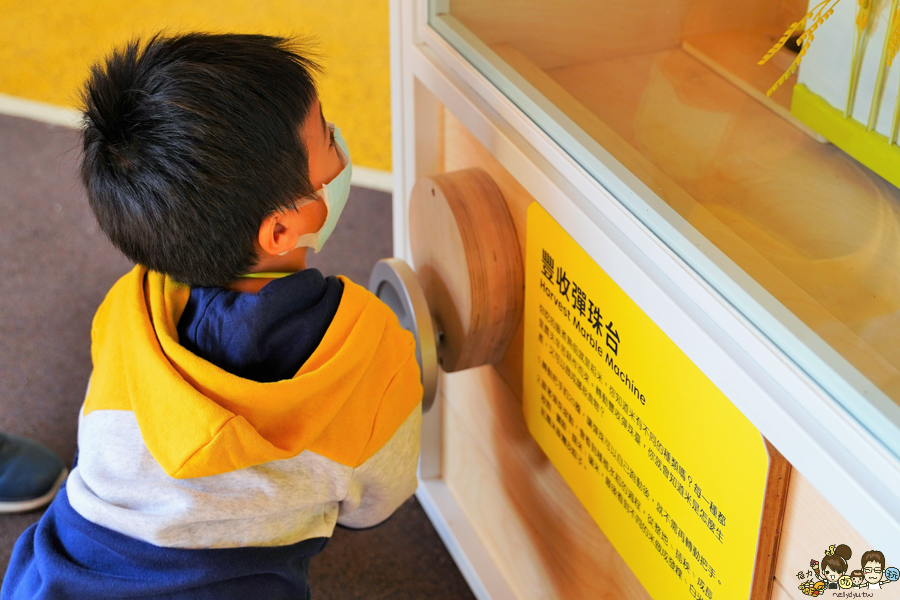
[429,0,900,457]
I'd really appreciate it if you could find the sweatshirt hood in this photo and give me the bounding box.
[83,266,421,479]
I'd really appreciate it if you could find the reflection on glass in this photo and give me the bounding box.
[438,1,900,424]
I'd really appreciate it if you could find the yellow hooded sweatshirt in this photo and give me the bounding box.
[64,265,423,550]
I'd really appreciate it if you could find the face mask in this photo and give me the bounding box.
[282,123,352,255]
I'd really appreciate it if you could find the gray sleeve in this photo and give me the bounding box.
[337,404,421,529]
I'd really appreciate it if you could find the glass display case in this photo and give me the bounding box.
[428,0,900,457]
[392,2,900,599]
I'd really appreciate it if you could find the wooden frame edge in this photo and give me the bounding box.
[751,438,792,599]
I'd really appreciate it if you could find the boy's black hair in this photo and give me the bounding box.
[81,33,321,287]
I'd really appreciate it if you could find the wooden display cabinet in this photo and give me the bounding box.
[391,2,900,599]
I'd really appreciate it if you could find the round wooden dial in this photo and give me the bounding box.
[409,168,523,373]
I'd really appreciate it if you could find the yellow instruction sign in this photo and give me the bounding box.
[523,203,768,600]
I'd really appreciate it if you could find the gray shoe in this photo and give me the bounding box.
[0,433,67,513]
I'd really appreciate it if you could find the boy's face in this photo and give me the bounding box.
[290,97,343,236]
[303,97,344,191]
[241,97,345,279]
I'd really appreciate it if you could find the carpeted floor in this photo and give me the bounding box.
[0,113,475,599]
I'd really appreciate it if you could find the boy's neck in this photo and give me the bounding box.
[224,247,309,293]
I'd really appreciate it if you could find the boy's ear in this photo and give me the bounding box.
[258,211,301,256]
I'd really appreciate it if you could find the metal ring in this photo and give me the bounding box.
[368,258,439,412]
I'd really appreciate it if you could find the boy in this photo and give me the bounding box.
[3,33,422,599]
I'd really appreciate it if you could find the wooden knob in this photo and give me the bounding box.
[409,168,523,373]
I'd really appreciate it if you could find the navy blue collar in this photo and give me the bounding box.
[176,269,344,383]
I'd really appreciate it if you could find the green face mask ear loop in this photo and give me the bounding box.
[239,272,294,279]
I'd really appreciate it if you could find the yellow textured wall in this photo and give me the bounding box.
[0,0,391,171]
